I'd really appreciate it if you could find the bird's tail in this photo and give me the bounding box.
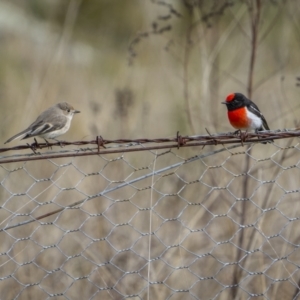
[4,129,30,144]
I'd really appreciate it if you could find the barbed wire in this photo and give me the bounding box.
[0,128,298,164]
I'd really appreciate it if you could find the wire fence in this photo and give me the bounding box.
[1,130,300,299]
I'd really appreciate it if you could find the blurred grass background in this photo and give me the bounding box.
[1,0,300,299]
[1,0,299,142]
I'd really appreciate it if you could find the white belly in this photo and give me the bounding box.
[246,110,263,130]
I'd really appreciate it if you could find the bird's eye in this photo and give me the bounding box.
[67,109,70,112]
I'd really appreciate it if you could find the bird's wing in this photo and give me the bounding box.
[22,121,53,138]
[21,116,67,139]
[247,102,271,130]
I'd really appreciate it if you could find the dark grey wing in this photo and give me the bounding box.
[42,115,67,132]
[21,115,67,139]
[247,102,271,130]
[21,121,52,139]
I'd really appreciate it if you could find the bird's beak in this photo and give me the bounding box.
[221,102,227,105]
[74,110,80,114]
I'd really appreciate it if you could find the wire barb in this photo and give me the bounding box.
[239,131,249,146]
[96,135,106,153]
[205,128,218,145]
[27,142,38,154]
[176,131,186,149]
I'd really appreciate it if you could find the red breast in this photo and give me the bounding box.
[227,107,250,129]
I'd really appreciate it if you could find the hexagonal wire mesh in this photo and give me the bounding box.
[1,137,300,300]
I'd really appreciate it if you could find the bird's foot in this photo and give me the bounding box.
[233,129,242,135]
[43,138,52,149]
[255,130,273,144]
[53,139,64,148]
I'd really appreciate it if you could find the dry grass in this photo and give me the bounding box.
[1,1,300,299]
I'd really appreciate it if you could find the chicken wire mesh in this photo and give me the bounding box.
[1,137,300,300]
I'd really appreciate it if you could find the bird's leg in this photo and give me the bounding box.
[255,129,264,140]
[52,138,64,148]
[233,129,241,135]
[255,129,264,144]
[43,138,52,149]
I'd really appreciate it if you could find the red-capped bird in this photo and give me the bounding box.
[222,93,273,142]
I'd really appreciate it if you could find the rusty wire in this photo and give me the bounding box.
[0,129,299,164]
